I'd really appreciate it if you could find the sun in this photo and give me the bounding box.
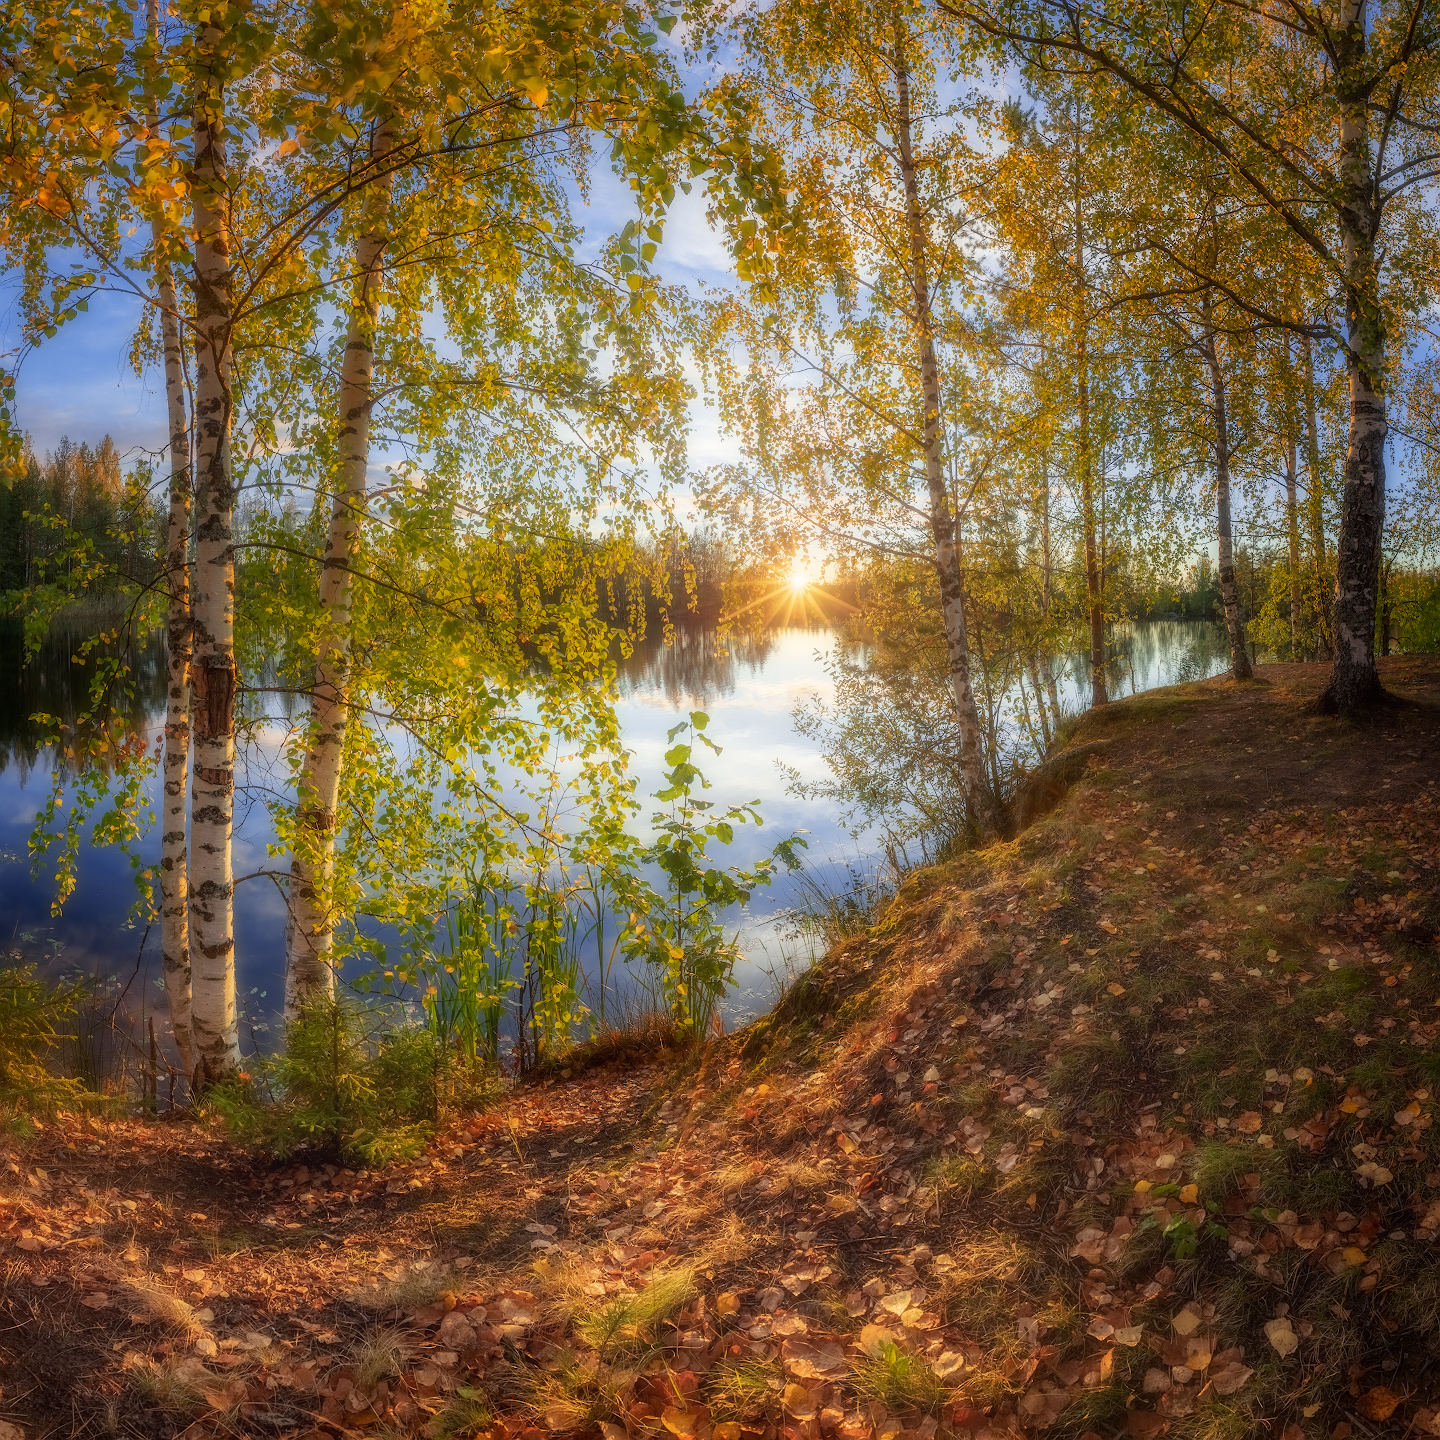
[788,561,809,592]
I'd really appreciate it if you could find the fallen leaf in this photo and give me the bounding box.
[1126,1409,1165,1440]
[932,1351,966,1380]
[1264,1317,1299,1357]
[783,1384,817,1421]
[1209,1362,1252,1397]
[781,1337,846,1378]
[79,1292,110,1309]
[1114,1326,1143,1347]
[1171,1307,1202,1336]
[716,1292,740,1316]
[1235,1112,1263,1134]
[1357,1387,1403,1422]
[858,1324,898,1358]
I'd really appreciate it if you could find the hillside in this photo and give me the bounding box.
[2,657,1439,1440]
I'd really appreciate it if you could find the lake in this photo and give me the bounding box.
[0,616,1235,1046]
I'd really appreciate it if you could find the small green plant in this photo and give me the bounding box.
[207,997,490,1164]
[628,712,805,1036]
[0,957,102,1126]
[573,1267,697,1358]
[852,1340,948,1414]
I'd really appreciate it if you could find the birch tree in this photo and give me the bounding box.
[949,0,1440,714]
[694,0,1006,837]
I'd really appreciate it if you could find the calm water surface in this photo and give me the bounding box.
[0,617,1234,1039]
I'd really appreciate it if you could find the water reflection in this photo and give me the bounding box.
[0,614,1240,1054]
[617,623,808,708]
[0,617,165,779]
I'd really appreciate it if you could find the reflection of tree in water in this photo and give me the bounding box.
[0,618,166,779]
[617,623,796,708]
[1053,620,1232,698]
[1117,620,1231,691]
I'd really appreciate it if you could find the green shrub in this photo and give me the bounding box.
[0,957,103,1128]
[207,997,493,1164]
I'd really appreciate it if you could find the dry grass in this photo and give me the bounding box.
[514,1350,643,1430]
[347,1259,458,1312]
[705,1355,784,1422]
[352,1325,415,1391]
[121,1277,207,1338]
[128,1356,211,1415]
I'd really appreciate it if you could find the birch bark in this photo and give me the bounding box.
[284,121,395,1017]
[1283,360,1302,659]
[893,38,1000,839]
[147,0,194,1079]
[188,25,240,1080]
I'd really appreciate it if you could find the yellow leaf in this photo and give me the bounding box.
[1107,983,1126,996]
[716,1291,740,1315]
[1179,1184,1199,1203]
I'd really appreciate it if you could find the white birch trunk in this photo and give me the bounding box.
[283,121,395,1018]
[893,37,1000,840]
[147,0,194,1080]
[1282,344,1302,659]
[188,28,240,1080]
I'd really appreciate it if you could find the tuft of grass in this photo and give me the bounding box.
[430,1385,496,1438]
[515,1350,640,1430]
[573,1267,696,1358]
[122,1278,207,1338]
[351,1325,414,1392]
[347,1260,458,1313]
[129,1357,209,1414]
[851,1341,947,1414]
[1187,1140,1257,1199]
[1054,1384,1128,1437]
[706,1356,784,1421]
[926,1154,987,1206]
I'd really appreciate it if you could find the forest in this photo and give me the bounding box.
[1,0,1440,1437]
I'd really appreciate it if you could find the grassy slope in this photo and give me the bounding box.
[2,658,1439,1440]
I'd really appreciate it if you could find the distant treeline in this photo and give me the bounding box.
[0,436,161,597]
[596,527,858,629]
